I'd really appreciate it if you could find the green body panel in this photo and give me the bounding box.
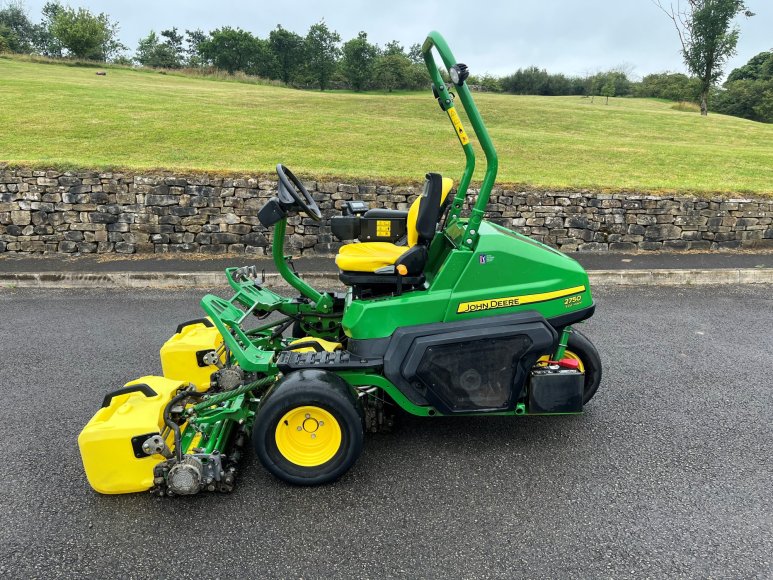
[444,222,593,322]
[342,221,592,340]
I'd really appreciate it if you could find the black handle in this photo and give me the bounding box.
[175,318,213,334]
[101,384,157,408]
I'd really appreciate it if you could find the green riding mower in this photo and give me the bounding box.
[78,31,601,495]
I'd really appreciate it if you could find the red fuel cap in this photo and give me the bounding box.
[551,358,580,370]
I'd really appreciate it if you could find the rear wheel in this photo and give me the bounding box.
[565,329,602,404]
[253,370,364,485]
[538,329,602,404]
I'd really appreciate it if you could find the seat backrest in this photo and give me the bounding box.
[407,174,453,247]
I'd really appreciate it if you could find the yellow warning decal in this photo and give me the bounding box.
[457,285,586,314]
[376,220,391,237]
[447,107,470,146]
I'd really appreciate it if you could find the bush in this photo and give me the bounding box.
[635,72,701,102]
[713,79,773,123]
[726,50,773,83]
[467,73,502,92]
[586,71,631,98]
[501,66,585,96]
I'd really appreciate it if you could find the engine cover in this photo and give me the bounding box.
[383,311,556,413]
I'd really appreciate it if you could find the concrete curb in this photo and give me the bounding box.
[588,268,773,286]
[1,268,772,289]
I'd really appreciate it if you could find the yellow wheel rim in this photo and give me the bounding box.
[537,350,585,373]
[275,406,342,467]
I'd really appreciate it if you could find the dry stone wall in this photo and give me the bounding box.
[1,168,772,255]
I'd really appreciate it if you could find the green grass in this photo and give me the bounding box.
[1,56,772,194]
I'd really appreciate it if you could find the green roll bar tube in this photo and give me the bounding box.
[422,31,499,249]
[266,30,497,307]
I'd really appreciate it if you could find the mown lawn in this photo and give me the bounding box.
[1,56,772,194]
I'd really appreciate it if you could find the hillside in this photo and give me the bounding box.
[1,57,772,194]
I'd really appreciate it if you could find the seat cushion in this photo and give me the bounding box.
[335,242,406,273]
[335,177,454,274]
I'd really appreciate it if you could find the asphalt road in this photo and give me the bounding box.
[1,285,771,579]
[2,250,772,273]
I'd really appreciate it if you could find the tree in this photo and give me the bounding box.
[373,52,411,92]
[726,50,773,82]
[601,79,615,104]
[243,36,274,78]
[268,25,304,84]
[32,1,63,57]
[304,20,340,90]
[713,79,773,122]
[340,31,377,91]
[159,27,184,66]
[198,27,271,75]
[184,28,208,67]
[407,43,423,64]
[636,72,702,102]
[586,70,631,97]
[712,51,773,124]
[135,30,180,68]
[655,0,754,115]
[49,5,125,60]
[0,1,34,53]
[382,40,404,57]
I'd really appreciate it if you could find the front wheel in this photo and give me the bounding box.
[562,329,602,404]
[253,370,364,485]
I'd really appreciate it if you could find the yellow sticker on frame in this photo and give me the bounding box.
[376,220,391,237]
[447,108,470,146]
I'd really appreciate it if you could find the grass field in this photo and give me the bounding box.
[1,56,772,194]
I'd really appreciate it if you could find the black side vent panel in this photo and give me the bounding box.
[416,336,532,411]
[383,311,557,413]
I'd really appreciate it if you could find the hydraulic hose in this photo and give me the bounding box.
[164,387,205,462]
[191,375,275,412]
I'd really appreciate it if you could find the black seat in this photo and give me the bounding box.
[338,173,445,298]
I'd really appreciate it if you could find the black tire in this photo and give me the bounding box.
[565,329,602,404]
[253,369,364,485]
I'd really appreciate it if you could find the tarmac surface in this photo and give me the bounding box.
[1,285,771,578]
[1,250,773,273]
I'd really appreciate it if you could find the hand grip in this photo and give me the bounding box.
[101,384,157,408]
[175,318,214,334]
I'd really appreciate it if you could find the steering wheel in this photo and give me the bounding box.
[276,164,322,221]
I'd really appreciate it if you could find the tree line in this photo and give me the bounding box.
[0,2,429,91]
[1,1,768,122]
[134,24,431,91]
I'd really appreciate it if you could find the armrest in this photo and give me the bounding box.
[363,209,408,220]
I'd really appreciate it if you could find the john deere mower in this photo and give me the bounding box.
[79,32,601,495]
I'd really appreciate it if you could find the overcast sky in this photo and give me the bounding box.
[20,0,773,79]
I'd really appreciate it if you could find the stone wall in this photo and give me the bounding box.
[1,167,772,255]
